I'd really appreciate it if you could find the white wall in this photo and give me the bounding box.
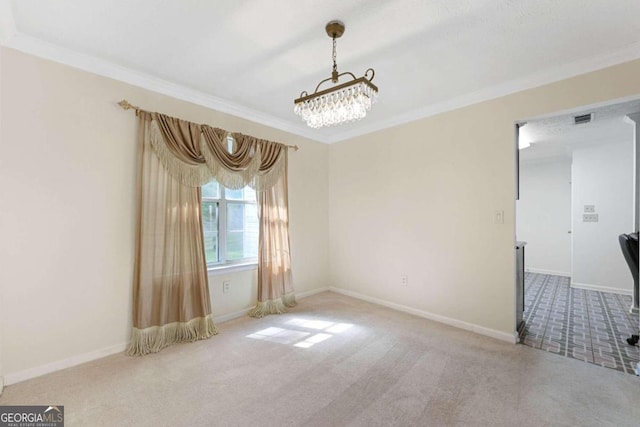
[208,269,257,320]
[0,48,330,382]
[571,140,634,293]
[628,112,640,232]
[329,59,640,338]
[516,157,572,276]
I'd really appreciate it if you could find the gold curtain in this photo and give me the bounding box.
[128,112,217,356]
[250,145,295,317]
[128,111,295,355]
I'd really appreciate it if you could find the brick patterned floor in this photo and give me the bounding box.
[519,273,639,375]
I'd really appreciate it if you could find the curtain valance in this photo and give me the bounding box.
[145,112,286,191]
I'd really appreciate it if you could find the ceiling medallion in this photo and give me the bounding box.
[294,20,378,129]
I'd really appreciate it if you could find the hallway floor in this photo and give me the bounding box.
[520,272,639,375]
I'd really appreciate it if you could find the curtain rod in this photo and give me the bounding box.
[117,99,299,151]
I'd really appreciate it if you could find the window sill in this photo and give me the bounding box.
[207,262,257,276]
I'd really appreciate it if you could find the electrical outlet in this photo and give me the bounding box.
[223,281,230,293]
[582,213,599,222]
[584,205,596,213]
[401,275,408,286]
[494,210,504,224]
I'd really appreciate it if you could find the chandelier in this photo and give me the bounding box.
[294,20,378,129]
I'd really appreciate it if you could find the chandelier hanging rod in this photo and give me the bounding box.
[293,20,379,129]
[117,99,299,151]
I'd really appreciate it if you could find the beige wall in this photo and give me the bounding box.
[0,48,329,379]
[329,59,640,337]
[2,43,639,382]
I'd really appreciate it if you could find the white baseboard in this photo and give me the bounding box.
[570,282,632,296]
[526,268,571,277]
[328,287,517,344]
[296,287,330,299]
[213,308,254,324]
[4,342,127,386]
[212,287,330,324]
[4,287,331,387]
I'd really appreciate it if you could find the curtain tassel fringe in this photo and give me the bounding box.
[248,293,297,319]
[126,314,219,356]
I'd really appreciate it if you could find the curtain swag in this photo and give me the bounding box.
[149,112,286,191]
[127,109,296,356]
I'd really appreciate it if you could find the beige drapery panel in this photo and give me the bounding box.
[250,144,296,317]
[128,110,295,355]
[128,112,217,356]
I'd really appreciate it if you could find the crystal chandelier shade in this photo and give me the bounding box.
[294,20,378,129]
[294,79,378,129]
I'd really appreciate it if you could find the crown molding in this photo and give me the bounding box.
[324,41,640,144]
[2,18,639,145]
[1,32,329,143]
[625,112,640,125]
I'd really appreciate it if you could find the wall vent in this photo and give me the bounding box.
[573,113,593,125]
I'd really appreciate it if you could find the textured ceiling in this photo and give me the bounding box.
[519,99,640,162]
[2,0,640,143]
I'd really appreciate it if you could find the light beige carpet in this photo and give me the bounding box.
[1,291,638,426]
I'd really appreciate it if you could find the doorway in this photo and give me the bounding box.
[515,97,640,374]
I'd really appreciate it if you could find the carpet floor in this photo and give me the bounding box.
[520,272,640,374]
[1,291,638,426]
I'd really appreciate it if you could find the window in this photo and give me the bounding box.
[201,181,258,266]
